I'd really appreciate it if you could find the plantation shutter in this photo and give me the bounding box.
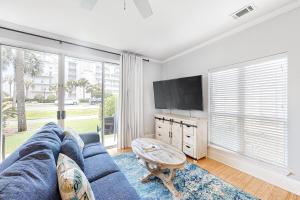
[209,55,288,168]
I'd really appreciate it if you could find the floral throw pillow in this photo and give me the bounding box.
[57,153,95,200]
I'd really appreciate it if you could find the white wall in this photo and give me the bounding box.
[143,61,162,137]
[162,7,300,194]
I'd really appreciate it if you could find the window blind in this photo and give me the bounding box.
[209,56,288,168]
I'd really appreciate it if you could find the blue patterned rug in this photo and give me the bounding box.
[113,153,258,200]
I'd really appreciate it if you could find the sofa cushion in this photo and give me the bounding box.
[57,154,95,200]
[80,133,100,145]
[28,132,62,161]
[90,171,140,200]
[64,129,84,152]
[0,123,62,173]
[84,153,120,182]
[19,140,61,161]
[0,149,60,200]
[42,122,65,141]
[0,148,20,173]
[61,135,85,170]
[83,143,107,158]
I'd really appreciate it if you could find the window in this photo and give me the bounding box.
[0,45,120,159]
[209,55,288,168]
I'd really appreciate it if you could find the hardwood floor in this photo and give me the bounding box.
[107,148,300,200]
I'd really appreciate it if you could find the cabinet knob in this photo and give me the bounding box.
[185,145,191,149]
[186,135,190,138]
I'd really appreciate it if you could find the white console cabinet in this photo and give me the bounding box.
[155,113,207,160]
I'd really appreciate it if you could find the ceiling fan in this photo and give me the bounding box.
[80,0,153,19]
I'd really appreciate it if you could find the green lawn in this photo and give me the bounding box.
[5,118,101,156]
[26,108,99,120]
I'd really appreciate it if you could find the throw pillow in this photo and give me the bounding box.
[61,135,85,170]
[63,129,84,152]
[57,153,95,200]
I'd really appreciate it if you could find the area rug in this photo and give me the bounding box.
[113,153,258,200]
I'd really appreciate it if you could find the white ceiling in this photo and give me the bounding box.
[0,0,297,61]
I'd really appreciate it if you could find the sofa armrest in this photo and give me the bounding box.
[79,132,100,145]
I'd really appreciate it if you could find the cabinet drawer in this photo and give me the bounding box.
[183,143,194,157]
[183,133,195,145]
[156,131,163,140]
[183,125,194,136]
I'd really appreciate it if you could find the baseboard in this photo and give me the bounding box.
[208,146,300,195]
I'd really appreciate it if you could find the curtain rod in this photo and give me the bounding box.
[0,26,150,62]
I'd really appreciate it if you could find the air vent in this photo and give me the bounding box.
[232,4,256,19]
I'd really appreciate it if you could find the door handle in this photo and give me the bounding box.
[185,145,191,149]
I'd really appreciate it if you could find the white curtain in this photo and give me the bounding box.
[118,53,144,148]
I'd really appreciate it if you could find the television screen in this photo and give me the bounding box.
[173,76,203,110]
[153,81,170,109]
[153,75,203,110]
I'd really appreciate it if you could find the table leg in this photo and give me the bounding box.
[154,169,181,199]
[142,162,182,199]
[141,172,153,183]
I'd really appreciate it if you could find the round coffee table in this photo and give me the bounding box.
[131,138,186,199]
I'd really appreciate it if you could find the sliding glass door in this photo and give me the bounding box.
[0,45,120,159]
[0,45,59,157]
[63,57,120,147]
[103,63,120,147]
[63,56,102,135]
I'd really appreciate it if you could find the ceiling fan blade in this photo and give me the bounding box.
[133,0,153,18]
[80,0,98,10]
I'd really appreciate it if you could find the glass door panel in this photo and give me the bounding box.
[1,46,59,158]
[103,63,120,147]
[64,57,102,135]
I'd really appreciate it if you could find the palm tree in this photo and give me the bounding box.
[65,80,77,97]
[77,78,90,99]
[15,49,27,132]
[2,101,17,129]
[87,84,102,98]
[2,46,43,132]
[49,84,58,96]
[24,79,34,98]
[3,76,14,98]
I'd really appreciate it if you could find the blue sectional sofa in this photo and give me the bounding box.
[0,123,140,200]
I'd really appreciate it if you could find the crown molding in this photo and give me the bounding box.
[163,1,300,64]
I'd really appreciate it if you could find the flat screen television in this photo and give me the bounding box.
[153,75,203,110]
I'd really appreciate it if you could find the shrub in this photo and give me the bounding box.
[47,95,57,102]
[79,99,89,103]
[34,94,44,103]
[104,95,116,117]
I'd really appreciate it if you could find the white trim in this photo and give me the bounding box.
[208,145,300,196]
[163,1,300,63]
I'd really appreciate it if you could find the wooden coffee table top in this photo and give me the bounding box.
[132,138,186,168]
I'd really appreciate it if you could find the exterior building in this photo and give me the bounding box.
[29,56,120,100]
[1,49,120,101]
